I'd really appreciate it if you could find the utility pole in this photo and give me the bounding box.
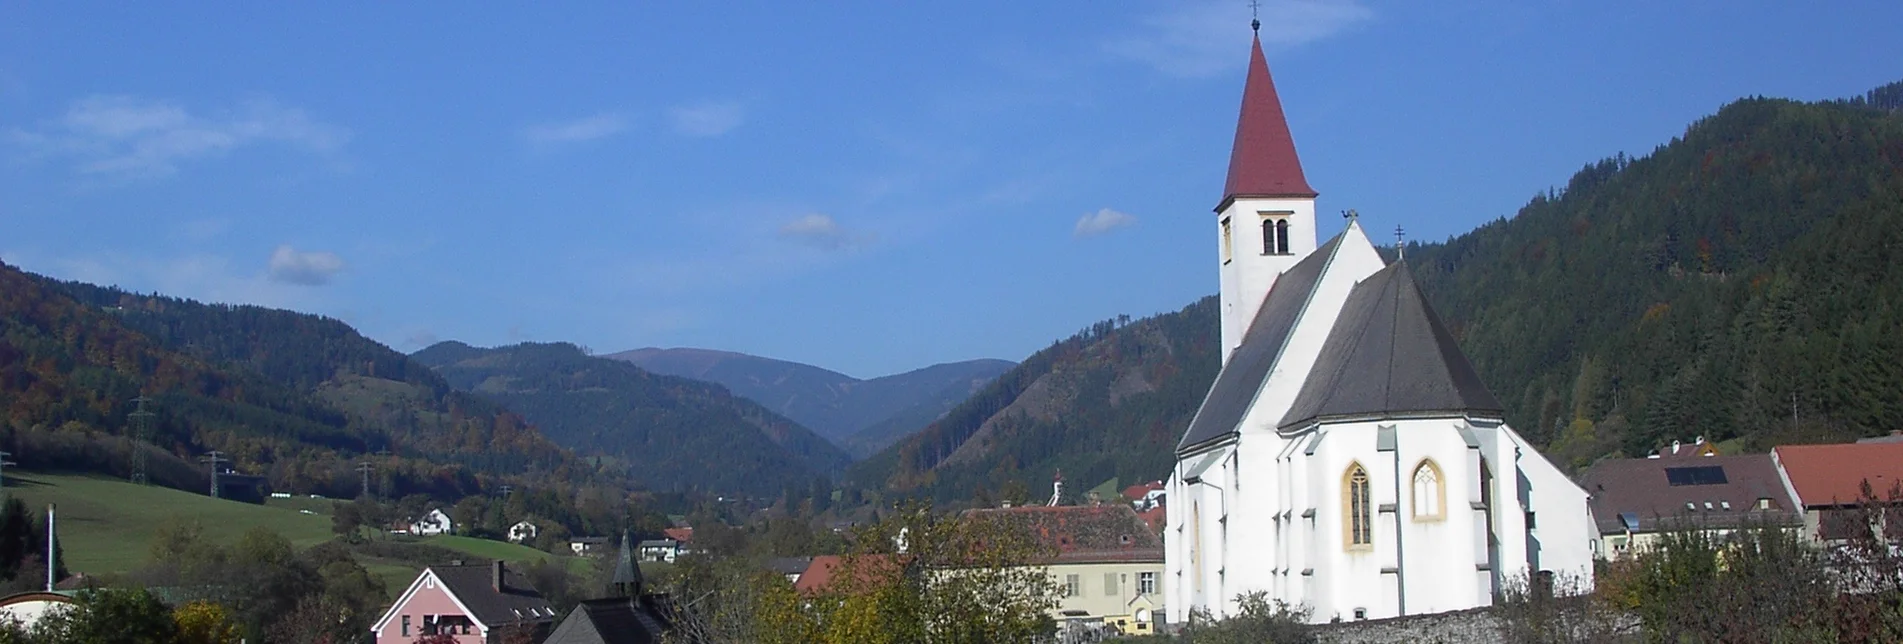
[200,451,228,499]
[357,460,376,499]
[129,396,156,485]
[499,484,514,497]
[0,450,14,499]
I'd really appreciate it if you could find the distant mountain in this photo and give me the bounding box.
[854,82,1903,504]
[416,342,852,496]
[850,303,1219,504]
[607,348,1013,450]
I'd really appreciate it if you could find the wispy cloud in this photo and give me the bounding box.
[1074,208,1138,238]
[1107,0,1373,78]
[5,95,348,177]
[523,112,629,144]
[267,245,346,286]
[669,102,745,137]
[778,213,875,252]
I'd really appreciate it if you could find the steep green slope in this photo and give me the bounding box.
[415,342,851,496]
[851,300,1217,504]
[1405,93,1903,464]
[608,348,1013,446]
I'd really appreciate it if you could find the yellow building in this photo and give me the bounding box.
[963,504,1165,635]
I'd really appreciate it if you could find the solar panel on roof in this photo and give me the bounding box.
[1665,466,1728,486]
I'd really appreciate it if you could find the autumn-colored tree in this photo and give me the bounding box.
[173,601,242,644]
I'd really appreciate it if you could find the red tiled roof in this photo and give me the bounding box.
[1220,36,1315,209]
[663,527,693,543]
[961,505,1163,565]
[1121,481,1164,502]
[1774,443,1903,507]
[793,555,905,596]
[1137,506,1165,534]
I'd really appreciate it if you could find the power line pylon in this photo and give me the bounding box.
[200,451,228,499]
[129,396,156,485]
[357,460,376,499]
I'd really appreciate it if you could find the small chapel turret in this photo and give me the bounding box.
[1215,34,1318,361]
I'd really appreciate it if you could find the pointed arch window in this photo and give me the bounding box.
[1344,463,1372,549]
[1412,460,1445,521]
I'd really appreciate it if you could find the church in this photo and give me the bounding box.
[1162,31,1594,625]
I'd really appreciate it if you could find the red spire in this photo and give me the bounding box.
[1219,37,1316,210]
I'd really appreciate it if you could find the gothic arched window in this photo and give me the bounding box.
[1413,460,1445,520]
[1344,463,1372,549]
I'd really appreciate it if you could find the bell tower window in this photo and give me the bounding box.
[1260,212,1292,255]
[1221,218,1234,264]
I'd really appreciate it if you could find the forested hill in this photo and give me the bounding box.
[1403,89,1903,466]
[4,264,618,508]
[849,299,1219,505]
[415,341,852,496]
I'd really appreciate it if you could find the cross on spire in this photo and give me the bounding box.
[1250,0,1261,32]
[1395,225,1407,260]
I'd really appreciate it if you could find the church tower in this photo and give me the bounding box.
[1215,35,1318,362]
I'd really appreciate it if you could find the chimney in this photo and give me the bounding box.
[492,560,505,592]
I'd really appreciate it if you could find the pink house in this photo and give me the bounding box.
[371,561,556,643]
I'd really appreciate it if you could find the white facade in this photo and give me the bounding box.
[507,520,538,543]
[1217,194,1319,358]
[409,508,453,536]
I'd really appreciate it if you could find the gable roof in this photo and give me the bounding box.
[1177,231,1346,451]
[960,505,1164,565]
[794,555,906,596]
[543,597,672,644]
[1579,454,1800,534]
[1121,481,1164,502]
[1219,36,1315,209]
[1773,443,1903,507]
[1279,261,1502,430]
[431,564,557,628]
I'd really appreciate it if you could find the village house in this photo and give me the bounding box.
[964,504,1165,637]
[1579,454,1801,560]
[637,538,681,563]
[767,556,814,585]
[570,537,610,557]
[1164,28,1594,624]
[0,591,76,631]
[1122,481,1166,512]
[407,509,454,537]
[1772,442,1903,543]
[370,561,556,644]
[507,520,539,544]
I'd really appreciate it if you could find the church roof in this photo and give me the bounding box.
[1177,231,1347,452]
[1219,36,1316,210]
[1278,261,1503,429]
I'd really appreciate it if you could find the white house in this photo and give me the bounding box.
[507,520,539,544]
[1163,31,1595,625]
[408,509,453,537]
[638,539,682,563]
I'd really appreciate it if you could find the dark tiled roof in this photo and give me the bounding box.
[1278,262,1503,429]
[431,564,555,628]
[611,532,642,589]
[1580,454,1801,534]
[767,556,814,576]
[961,505,1164,565]
[543,597,673,644]
[1774,443,1903,507]
[1220,37,1316,207]
[1177,232,1345,451]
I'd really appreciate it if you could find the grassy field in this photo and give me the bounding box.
[5,471,334,574]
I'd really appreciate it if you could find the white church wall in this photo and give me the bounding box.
[1393,420,1489,615]
[1502,424,1596,590]
[1304,422,1398,622]
[1217,196,1317,356]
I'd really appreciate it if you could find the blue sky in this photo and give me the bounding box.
[3,2,1899,379]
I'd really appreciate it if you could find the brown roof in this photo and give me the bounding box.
[1219,35,1315,208]
[662,527,693,543]
[1774,443,1903,507]
[961,505,1163,564]
[1579,454,1800,534]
